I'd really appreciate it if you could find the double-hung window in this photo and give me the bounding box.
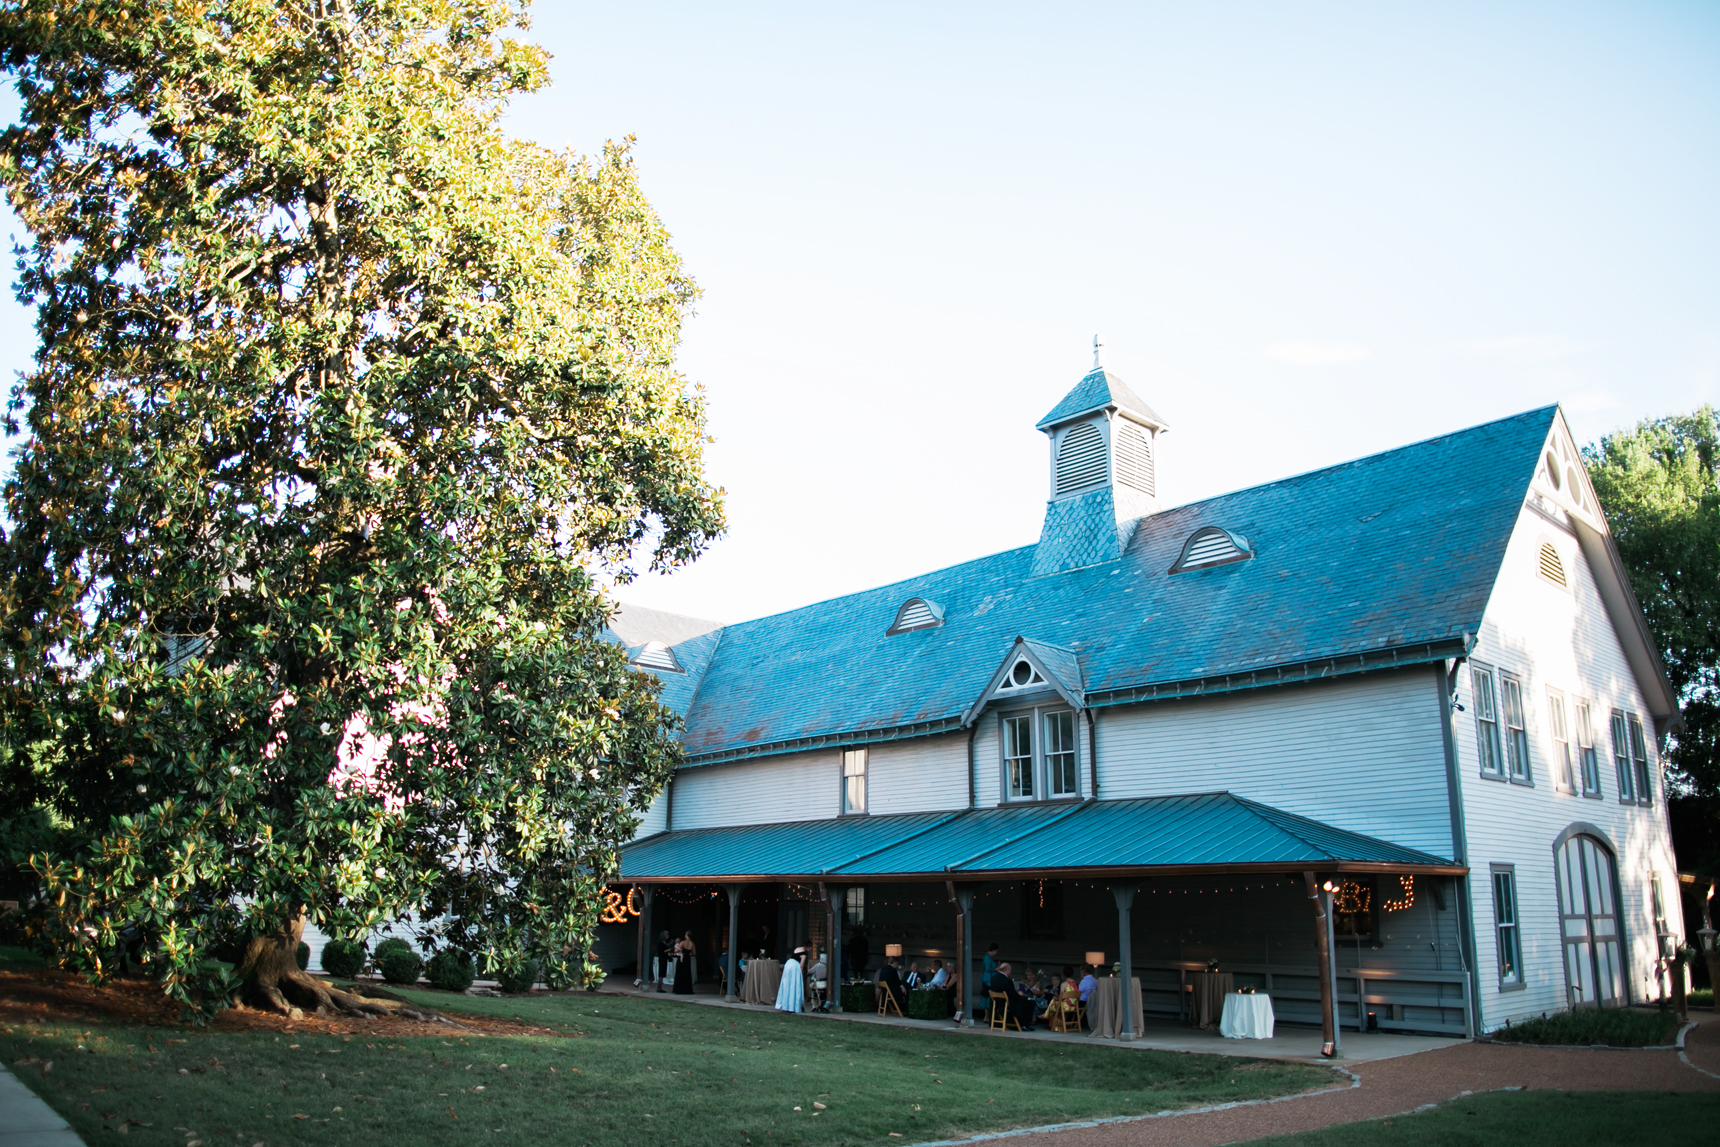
[1000,707,1081,801]
[1628,716,1653,806]
[1574,699,1602,797]
[1499,672,1531,783]
[1547,687,1573,792]
[1610,710,1636,803]
[842,748,868,814]
[1492,865,1523,988]
[1472,664,1504,778]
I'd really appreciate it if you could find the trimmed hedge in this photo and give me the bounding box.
[427,949,475,993]
[1491,1009,1680,1047]
[378,948,423,985]
[840,983,870,1014]
[294,942,310,971]
[907,988,949,1021]
[374,936,413,962]
[495,958,537,994]
[320,939,365,978]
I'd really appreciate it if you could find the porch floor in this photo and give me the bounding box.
[608,983,1465,1064]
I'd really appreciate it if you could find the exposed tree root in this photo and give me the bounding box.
[235,914,452,1024]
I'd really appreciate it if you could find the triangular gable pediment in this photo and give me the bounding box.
[962,637,1086,726]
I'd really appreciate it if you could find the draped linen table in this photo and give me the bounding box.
[1084,977,1145,1039]
[1218,993,1274,1039]
[1189,971,1234,1029]
[740,959,782,1005]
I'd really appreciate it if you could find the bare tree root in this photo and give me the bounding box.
[235,917,452,1024]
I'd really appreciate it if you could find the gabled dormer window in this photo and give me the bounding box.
[632,641,684,673]
[996,658,1046,691]
[886,597,944,635]
[1169,526,1253,573]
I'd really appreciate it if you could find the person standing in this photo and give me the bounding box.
[672,931,696,995]
[775,946,806,1013]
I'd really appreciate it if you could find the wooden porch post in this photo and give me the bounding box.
[957,886,976,1027]
[636,885,655,992]
[724,884,742,1002]
[824,884,845,1012]
[1112,885,1138,1041]
[1304,871,1337,1056]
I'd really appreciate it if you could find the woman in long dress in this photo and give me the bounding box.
[672,932,695,995]
[774,947,805,1013]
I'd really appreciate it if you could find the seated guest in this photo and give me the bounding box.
[927,959,949,989]
[988,961,1036,1031]
[876,955,908,1011]
[904,960,923,989]
[1046,965,1082,1029]
[1078,963,1100,1029]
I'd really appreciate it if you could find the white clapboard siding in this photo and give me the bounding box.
[866,733,970,816]
[634,789,670,838]
[1093,667,1453,857]
[668,750,840,830]
[1457,501,1682,1030]
[973,717,1002,808]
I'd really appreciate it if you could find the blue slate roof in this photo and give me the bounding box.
[1037,367,1169,430]
[662,406,1557,763]
[617,793,1459,880]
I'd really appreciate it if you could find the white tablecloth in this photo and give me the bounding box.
[1219,993,1274,1039]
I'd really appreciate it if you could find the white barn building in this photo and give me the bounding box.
[605,355,1682,1039]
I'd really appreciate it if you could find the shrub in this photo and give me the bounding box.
[495,958,538,994]
[1492,1009,1680,1047]
[320,939,365,978]
[427,949,475,993]
[374,936,413,962]
[378,947,423,986]
[907,988,949,1021]
[295,941,310,971]
[1691,988,1714,1008]
[840,983,871,1014]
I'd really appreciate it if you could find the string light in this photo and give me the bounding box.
[1381,875,1415,912]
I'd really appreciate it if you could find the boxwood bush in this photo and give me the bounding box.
[294,942,310,971]
[493,958,538,994]
[427,949,475,993]
[907,988,949,1021]
[378,947,423,986]
[373,936,413,962]
[320,939,365,978]
[840,983,871,1014]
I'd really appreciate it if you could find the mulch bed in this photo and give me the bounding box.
[0,966,575,1040]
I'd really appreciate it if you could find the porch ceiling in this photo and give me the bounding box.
[617,792,1465,883]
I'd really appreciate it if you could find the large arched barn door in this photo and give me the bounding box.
[1554,831,1626,1008]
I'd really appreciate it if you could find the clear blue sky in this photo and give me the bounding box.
[4,2,1717,625]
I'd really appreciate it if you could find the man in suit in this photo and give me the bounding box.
[876,955,908,1012]
[988,961,1036,1031]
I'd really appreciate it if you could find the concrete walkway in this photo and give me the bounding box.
[610,985,1462,1064]
[0,1064,82,1147]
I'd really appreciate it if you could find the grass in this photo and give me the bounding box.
[1691,988,1713,1008]
[0,985,1335,1147]
[0,943,48,967]
[1232,1088,1720,1145]
[1488,1008,1682,1047]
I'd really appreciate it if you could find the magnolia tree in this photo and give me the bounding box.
[0,0,723,1019]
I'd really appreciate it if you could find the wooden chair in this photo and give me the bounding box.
[988,991,1022,1032]
[877,983,904,1018]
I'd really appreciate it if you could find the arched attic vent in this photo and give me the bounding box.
[1538,542,1568,588]
[886,597,944,636]
[1054,422,1108,496]
[1169,526,1253,573]
[632,641,684,673]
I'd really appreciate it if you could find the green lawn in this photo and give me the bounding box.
[1234,1088,1720,1145]
[1,987,1334,1146]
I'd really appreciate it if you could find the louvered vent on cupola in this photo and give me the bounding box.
[1169,526,1253,573]
[632,641,684,673]
[886,597,944,635]
[1054,422,1108,496]
[1538,542,1567,588]
[1113,421,1155,496]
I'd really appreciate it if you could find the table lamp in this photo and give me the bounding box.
[1085,951,1105,968]
[885,943,903,958]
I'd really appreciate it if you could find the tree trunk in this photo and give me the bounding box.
[236,912,444,1023]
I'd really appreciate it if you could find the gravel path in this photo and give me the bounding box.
[932,1013,1717,1147]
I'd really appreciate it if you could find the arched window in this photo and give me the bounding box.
[886,597,944,635]
[1054,422,1108,496]
[1169,526,1253,573]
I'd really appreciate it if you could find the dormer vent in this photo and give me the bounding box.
[632,641,684,673]
[1538,542,1567,588]
[886,597,944,635]
[1113,421,1155,496]
[997,658,1046,690]
[1170,526,1253,573]
[1053,423,1107,496]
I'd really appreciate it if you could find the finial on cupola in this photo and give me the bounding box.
[1092,333,1104,371]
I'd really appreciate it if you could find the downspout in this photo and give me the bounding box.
[1085,708,1100,799]
[1437,651,1482,1038]
[966,722,978,809]
[664,774,675,834]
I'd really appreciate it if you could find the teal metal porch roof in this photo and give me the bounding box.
[618,793,1463,882]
